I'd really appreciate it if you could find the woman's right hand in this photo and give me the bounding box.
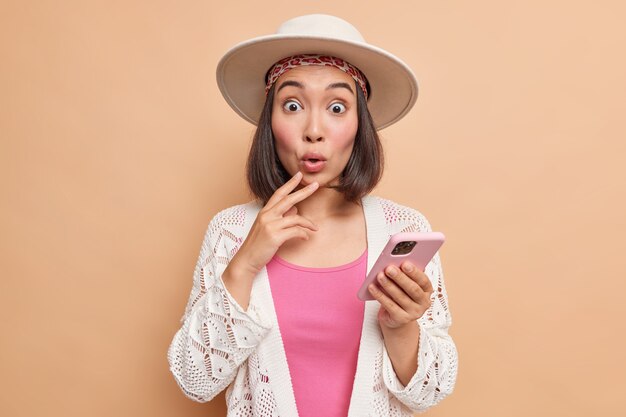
[228,171,319,280]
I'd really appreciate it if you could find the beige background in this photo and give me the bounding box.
[1,0,625,416]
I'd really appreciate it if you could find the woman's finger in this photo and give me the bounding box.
[368,282,405,318]
[384,266,425,304]
[265,171,303,210]
[401,262,434,293]
[272,181,319,215]
[283,206,298,217]
[278,214,318,231]
[278,226,311,243]
[376,271,417,311]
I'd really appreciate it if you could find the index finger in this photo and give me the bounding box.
[265,171,303,208]
[272,181,319,215]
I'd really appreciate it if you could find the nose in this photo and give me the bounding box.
[304,109,324,142]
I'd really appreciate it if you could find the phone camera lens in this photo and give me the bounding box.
[391,241,417,255]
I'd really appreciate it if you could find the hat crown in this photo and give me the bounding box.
[216,14,418,130]
[276,14,366,43]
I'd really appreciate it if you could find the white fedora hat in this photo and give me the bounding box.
[216,14,419,130]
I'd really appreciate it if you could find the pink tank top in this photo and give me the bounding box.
[266,250,367,417]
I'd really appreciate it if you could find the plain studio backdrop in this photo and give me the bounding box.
[1,1,625,416]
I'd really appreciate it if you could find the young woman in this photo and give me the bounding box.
[168,14,458,417]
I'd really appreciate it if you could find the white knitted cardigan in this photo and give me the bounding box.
[168,195,458,416]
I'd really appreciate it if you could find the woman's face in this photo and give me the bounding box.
[271,65,359,188]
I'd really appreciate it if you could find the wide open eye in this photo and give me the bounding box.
[283,100,303,112]
[328,102,347,114]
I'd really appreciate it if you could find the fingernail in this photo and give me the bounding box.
[308,182,319,189]
[402,263,413,273]
[386,266,397,277]
[378,273,387,284]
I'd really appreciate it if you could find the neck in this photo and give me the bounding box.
[294,185,360,222]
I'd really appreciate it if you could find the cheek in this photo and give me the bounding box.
[271,115,300,170]
[332,116,359,153]
[271,116,293,151]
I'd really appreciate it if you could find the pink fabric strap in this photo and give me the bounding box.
[265,54,369,99]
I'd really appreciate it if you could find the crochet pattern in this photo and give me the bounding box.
[168,196,457,416]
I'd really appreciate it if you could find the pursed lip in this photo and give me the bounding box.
[301,152,327,162]
[300,152,327,173]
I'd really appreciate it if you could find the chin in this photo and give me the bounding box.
[302,173,341,188]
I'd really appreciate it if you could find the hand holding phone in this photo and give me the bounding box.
[357,232,445,301]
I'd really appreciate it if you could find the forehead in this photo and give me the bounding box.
[275,65,354,86]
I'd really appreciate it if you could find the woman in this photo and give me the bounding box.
[168,14,458,417]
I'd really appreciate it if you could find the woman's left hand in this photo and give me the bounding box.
[368,262,434,330]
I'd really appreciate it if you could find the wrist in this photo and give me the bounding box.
[221,257,258,312]
[381,320,419,337]
[224,256,260,283]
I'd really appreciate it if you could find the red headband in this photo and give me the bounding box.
[265,54,369,99]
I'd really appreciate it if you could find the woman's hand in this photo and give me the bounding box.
[230,171,319,278]
[368,262,434,330]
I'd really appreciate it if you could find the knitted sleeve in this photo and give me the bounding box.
[380,205,458,413]
[167,206,272,402]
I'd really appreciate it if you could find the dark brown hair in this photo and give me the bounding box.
[246,83,384,204]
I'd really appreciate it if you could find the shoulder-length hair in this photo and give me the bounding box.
[246,83,384,205]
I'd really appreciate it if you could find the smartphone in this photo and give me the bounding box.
[357,232,445,301]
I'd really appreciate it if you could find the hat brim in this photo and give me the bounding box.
[216,34,418,130]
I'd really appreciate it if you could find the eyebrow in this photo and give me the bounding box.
[276,80,354,95]
[326,82,354,95]
[276,80,303,93]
